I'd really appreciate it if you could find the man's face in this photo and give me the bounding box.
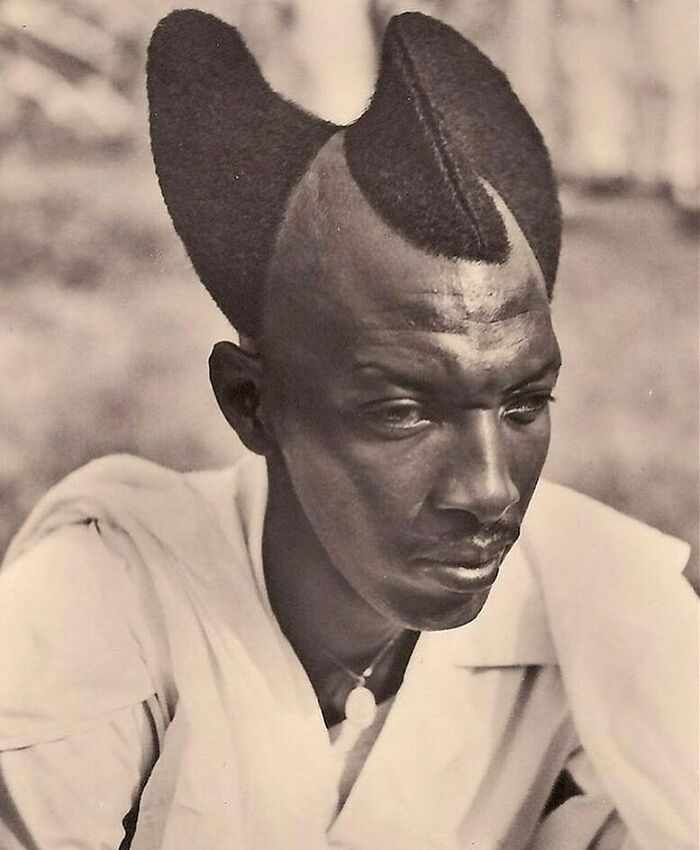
[261,147,560,632]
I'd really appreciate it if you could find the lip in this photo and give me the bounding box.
[410,530,519,565]
[415,552,505,593]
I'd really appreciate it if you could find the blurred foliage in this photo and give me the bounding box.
[0,0,138,152]
[0,0,697,586]
[545,189,698,586]
[0,149,235,545]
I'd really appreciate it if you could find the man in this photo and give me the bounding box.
[0,10,696,850]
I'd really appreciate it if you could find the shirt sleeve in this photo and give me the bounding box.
[0,522,156,750]
[0,521,162,848]
[0,701,159,850]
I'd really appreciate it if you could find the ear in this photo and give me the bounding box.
[209,340,272,455]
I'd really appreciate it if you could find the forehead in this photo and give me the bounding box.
[346,238,546,336]
[265,135,556,374]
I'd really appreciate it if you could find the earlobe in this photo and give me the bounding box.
[209,341,271,455]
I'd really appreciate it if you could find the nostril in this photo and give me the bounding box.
[432,460,519,523]
[434,476,518,520]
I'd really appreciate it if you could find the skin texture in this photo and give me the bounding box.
[210,134,561,693]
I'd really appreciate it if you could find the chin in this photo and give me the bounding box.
[392,588,493,632]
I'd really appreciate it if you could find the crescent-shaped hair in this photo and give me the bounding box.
[345,13,561,288]
[147,10,338,337]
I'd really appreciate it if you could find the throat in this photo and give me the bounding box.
[317,629,419,728]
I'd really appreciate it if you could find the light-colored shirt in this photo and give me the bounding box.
[329,697,396,811]
[0,452,696,849]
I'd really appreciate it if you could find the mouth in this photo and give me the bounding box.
[411,542,514,594]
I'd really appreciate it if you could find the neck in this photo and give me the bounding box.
[262,455,399,680]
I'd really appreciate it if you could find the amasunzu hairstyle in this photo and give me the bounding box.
[147,10,561,338]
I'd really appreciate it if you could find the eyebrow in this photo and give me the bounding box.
[506,355,562,391]
[352,357,446,385]
[352,352,562,393]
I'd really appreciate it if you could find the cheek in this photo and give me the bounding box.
[508,414,551,504]
[282,426,428,533]
[270,401,437,559]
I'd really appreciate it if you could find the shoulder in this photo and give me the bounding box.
[524,479,690,579]
[4,451,258,567]
[521,479,696,691]
[0,521,155,750]
[0,450,266,751]
[523,483,698,844]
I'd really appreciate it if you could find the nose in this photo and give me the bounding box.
[432,410,519,524]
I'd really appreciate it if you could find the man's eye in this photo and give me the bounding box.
[503,393,555,425]
[363,401,431,433]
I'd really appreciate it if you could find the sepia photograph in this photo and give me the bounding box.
[0,1,698,848]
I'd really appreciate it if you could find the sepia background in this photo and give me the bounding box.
[0,0,698,585]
